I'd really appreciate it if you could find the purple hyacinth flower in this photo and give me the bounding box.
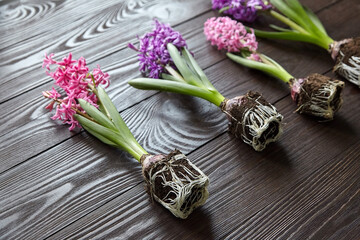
[212,0,272,23]
[129,19,188,79]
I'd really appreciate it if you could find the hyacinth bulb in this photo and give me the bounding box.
[290,73,345,120]
[330,37,360,87]
[221,91,283,151]
[141,150,209,219]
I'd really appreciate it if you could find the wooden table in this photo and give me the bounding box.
[1,0,359,239]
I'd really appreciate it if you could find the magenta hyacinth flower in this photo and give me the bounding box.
[128,19,187,79]
[42,53,110,130]
[212,0,272,23]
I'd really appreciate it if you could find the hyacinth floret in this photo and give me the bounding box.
[129,19,187,79]
[212,0,272,22]
[42,53,110,130]
[204,17,259,60]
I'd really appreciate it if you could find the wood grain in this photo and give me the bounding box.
[0,0,213,103]
[1,0,359,239]
[48,78,360,240]
[0,0,348,172]
[1,60,360,239]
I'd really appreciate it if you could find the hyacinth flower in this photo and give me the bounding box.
[127,20,283,152]
[212,0,272,22]
[213,0,360,87]
[204,17,345,120]
[42,53,209,219]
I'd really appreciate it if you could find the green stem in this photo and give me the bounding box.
[127,141,148,162]
[76,87,149,162]
[270,10,307,34]
[266,10,334,50]
[129,78,225,107]
[88,84,112,120]
[219,6,230,13]
[74,114,147,161]
[167,44,204,87]
[227,53,293,83]
[252,28,331,50]
[165,65,186,82]
[181,47,217,91]
[257,54,273,65]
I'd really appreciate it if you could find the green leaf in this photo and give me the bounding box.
[74,114,126,148]
[98,103,107,116]
[74,114,146,160]
[285,0,326,37]
[269,24,292,32]
[252,28,328,49]
[128,78,225,107]
[219,6,230,14]
[82,125,118,147]
[226,53,293,83]
[161,73,183,82]
[270,0,332,47]
[167,43,203,87]
[303,6,327,35]
[97,87,130,134]
[75,88,149,162]
[285,0,310,23]
[259,54,289,75]
[96,87,146,158]
[181,48,216,91]
[77,99,117,131]
[164,65,186,82]
[180,50,198,78]
[270,0,308,29]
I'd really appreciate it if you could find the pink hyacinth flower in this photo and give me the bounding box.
[42,53,110,130]
[204,16,260,61]
[42,53,56,70]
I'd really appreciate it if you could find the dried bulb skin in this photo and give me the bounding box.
[330,37,360,87]
[141,150,209,219]
[221,91,283,151]
[290,73,344,120]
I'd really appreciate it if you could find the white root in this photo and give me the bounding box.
[143,153,209,219]
[297,79,344,119]
[241,99,283,151]
[222,95,283,151]
[334,53,360,87]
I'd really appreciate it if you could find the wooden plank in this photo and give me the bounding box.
[0,0,213,103]
[1,64,359,239]
[0,10,223,137]
[0,53,329,173]
[47,83,360,239]
[0,0,336,137]
[0,132,143,239]
[0,0,340,135]
[1,0,359,239]
[0,0,347,172]
[222,145,360,239]
[51,146,360,240]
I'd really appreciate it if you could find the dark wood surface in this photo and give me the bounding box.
[1,0,359,239]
